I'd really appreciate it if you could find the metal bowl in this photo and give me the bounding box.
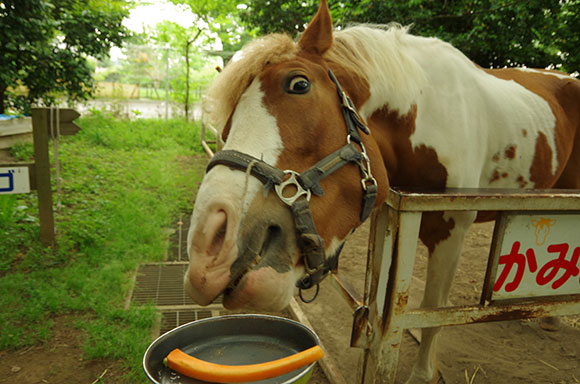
[143,314,321,384]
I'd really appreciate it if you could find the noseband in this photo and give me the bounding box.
[205,70,377,302]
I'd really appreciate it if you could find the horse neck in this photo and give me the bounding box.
[347,33,469,187]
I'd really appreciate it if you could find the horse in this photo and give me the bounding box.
[184,0,580,382]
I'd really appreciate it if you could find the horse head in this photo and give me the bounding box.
[184,0,389,310]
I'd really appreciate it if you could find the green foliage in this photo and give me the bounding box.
[0,115,205,382]
[0,0,132,114]
[239,0,580,73]
[168,0,257,56]
[149,20,220,118]
[78,111,203,151]
[240,0,319,35]
[9,142,34,161]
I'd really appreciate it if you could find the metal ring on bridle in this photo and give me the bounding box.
[274,170,312,206]
[298,283,320,303]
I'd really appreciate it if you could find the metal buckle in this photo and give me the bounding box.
[361,176,378,191]
[274,170,312,206]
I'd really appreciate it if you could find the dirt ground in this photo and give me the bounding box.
[2,216,579,384]
[0,315,127,384]
[298,220,580,384]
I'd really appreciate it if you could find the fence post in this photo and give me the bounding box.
[361,206,421,383]
[31,108,55,247]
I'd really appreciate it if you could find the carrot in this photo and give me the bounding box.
[164,345,324,383]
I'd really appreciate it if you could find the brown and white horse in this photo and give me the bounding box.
[185,1,580,382]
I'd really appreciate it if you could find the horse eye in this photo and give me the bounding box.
[285,76,310,94]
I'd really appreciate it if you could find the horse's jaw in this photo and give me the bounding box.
[184,169,303,311]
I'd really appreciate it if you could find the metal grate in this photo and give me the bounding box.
[159,309,224,335]
[130,260,229,337]
[132,263,194,307]
[131,262,225,307]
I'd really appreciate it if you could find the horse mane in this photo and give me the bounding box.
[204,24,427,133]
[203,34,298,133]
[327,24,427,115]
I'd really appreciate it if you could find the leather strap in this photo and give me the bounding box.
[298,142,363,196]
[207,150,285,191]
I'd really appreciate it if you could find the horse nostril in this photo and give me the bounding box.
[207,210,227,257]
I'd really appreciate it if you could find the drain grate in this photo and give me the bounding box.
[159,309,225,335]
[130,262,228,335]
[131,263,196,307]
[131,262,225,308]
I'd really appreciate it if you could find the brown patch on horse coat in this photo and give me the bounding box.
[420,212,455,254]
[368,105,453,251]
[504,145,517,159]
[529,132,554,187]
[490,169,500,183]
[485,68,580,188]
[369,105,448,189]
[475,211,497,222]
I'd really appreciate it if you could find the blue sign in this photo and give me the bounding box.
[0,170,14,192]
[0,167,30,194]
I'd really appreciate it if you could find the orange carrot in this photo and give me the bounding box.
[164,345,324,383]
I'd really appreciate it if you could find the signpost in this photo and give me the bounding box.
[0,107,81,246]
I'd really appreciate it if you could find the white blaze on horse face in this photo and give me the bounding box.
[225,79,283,160]
[223,78,284,214]
[185,78,284,306]
[191,78,283,228]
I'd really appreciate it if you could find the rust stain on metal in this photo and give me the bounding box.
[351,306,370,348]
[396,292,409,311]
[476,307,547,323]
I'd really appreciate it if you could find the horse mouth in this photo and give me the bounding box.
[222,225,283,298]
[223,254,261,296]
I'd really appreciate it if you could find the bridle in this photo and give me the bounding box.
[205,70,377,302]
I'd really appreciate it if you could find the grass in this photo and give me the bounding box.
[0,112,206,382]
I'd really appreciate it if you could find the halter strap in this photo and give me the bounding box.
[204,69,377,299]
[207,150,285,191]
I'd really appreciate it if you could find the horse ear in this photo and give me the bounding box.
[299,0,333,55]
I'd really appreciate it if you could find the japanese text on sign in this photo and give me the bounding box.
[492,214,580,300]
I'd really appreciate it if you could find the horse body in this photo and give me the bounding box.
[185,1,580,382]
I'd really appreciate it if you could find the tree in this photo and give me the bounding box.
[152,21,205,121]
[238,0,580,74]
[149,0,254,120]
[0,0,131,114]
[168,0,255,57]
